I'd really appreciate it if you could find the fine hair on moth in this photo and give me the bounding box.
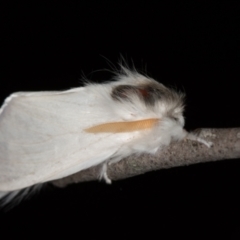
[0,64,212,207]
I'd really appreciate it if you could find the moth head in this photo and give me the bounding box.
[168,109,185,127]
[111,76,185,125]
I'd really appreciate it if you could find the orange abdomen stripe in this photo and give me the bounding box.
[84,118,159,133]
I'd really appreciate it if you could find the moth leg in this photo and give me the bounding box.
[99,162,112,184]
[99,155,124,184]
[186,132,213,148]
[108,156,123,165]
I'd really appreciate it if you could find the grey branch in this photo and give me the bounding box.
[52,128,240,188]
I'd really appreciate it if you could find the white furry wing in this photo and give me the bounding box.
[0,70,190,198]
[0,86,137,192]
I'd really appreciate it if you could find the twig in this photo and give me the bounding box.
[52,128,240,188]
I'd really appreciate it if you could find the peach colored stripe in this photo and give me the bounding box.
[84,118,159,133]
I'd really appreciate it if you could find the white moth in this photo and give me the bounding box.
[0,67,211,205]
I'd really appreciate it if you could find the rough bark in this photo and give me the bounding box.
[52,128,240,188]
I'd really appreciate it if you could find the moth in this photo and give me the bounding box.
[0,67,211,205]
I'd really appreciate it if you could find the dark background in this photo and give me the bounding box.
[1,1,240,239]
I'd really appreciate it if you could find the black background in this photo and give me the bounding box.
[1,1,240,239]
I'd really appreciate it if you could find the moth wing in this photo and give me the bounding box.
[0,88,127,191]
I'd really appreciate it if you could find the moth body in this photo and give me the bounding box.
[0,68,209,204]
